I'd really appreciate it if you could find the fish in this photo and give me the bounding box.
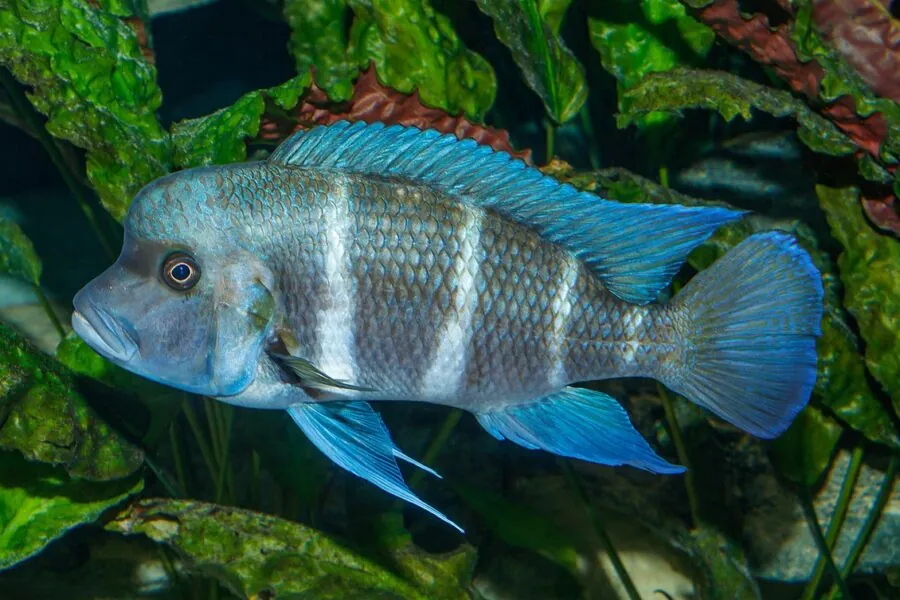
[71,121,824,532]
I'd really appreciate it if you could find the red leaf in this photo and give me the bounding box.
[257,65,532,164]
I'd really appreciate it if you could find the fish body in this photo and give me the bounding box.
[73,122,824,531]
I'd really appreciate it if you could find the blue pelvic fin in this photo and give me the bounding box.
[286,401,461,532]
[667,231,824,438]
[269,121,744,304]
[475,387,684,474]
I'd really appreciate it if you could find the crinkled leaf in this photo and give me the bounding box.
[56,333,179,447]
[0,0,171,222]
[453,483,581,578]
[0,216,40,285]
[588,0,714,128]
[0,450,142,571]
[347,0,496,121]
[791,2,900,162]
[769,405,843,487]
[108,498,472,599]
[817,185,900,415]
[618,69,857,156]
[474,0,586,124]
[541,163,899,448]
[283,0,356,101]
[172,74,312,168]
[0,323,143,480]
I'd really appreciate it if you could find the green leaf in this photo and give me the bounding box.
[283,0,356,101]
[817,185,900,415]
[0,323,144,480]
[0,0,171,222]
[453,483,581,578]
[474,0,586,124]
[769,406,843,487]
[588,0,714,128]
[0,216,40,286]
[172,74,312,169]
[347,0,496,121]
[541,164,900,448]
[108,498,472,599]
[686,527,761,600]
[0,450,142,571]
[618,69,857,156]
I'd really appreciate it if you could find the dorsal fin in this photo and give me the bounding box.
[269,121,744,304]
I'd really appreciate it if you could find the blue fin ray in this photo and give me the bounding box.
[286,401,461,532]
[475,387,684,474]
[269,121,744,304]
[667,231,823,438]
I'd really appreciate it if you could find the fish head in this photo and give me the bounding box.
[72,169,277,398]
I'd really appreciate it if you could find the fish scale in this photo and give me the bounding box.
[73,121,824,532]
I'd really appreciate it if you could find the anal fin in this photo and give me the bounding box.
[476,387,683,474]
[286,401,462,532]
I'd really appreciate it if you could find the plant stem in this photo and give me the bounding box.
[658,385,700,528]
[801,444,864,600]
[213,405,234,504]
[32,284,65,339]
[408,409,462,489]
[250,449,261,509]
[204,397,223,461]
[0,67,116,260]
[169,419,189,498]
[562,460,641,600]
[579,105,601,170]
[799,487,851,600]
[545,120,556,164]
[825,452,898,600]
[182,396,218,492]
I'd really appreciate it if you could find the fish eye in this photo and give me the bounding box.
[161,252,201,291]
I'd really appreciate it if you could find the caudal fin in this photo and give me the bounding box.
[666,232,823,438]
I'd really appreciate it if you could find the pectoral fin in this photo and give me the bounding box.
[272,353,375,392]
[286,401,462,532]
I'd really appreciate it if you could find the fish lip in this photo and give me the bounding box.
[71,305,139,363]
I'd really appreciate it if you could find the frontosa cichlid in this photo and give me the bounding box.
[72,121,824,531]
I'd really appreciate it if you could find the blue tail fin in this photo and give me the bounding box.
[667,231,824,438]
[476,387,684,473]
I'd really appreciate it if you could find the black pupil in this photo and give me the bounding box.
[171,263,191,282]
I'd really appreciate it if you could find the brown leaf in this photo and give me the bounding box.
[257,65,532,163]
[812,0,900,104]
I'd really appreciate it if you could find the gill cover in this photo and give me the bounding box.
[212,262,276,396]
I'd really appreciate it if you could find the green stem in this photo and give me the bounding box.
[658,385,700,528]
[32,284,65,340]
[250,449,261,509]
[801,444,865,600]
[408,409,462,489]
[825,453,898,600]
[545,120,556,164]
[799,487,851,600]
[204,397,223,464]
[562,460,641,600]
[579,105,601,170]
[169,419,189,498]
[0,67,116,260]
[213,405,234,505]
[182,397,218,492]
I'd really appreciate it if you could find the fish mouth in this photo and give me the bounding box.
[71,305,139,363]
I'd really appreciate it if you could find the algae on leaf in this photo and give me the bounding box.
[770,406,843,487]
[475,0,587,125]
[0,217,40,286]
[109,499,473,599]
[347,0,496,121]
[818,185,900,414]
[0,324,143,481]
[0,0,171,222]
[617,69,857,157]
[0,450,142,571]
